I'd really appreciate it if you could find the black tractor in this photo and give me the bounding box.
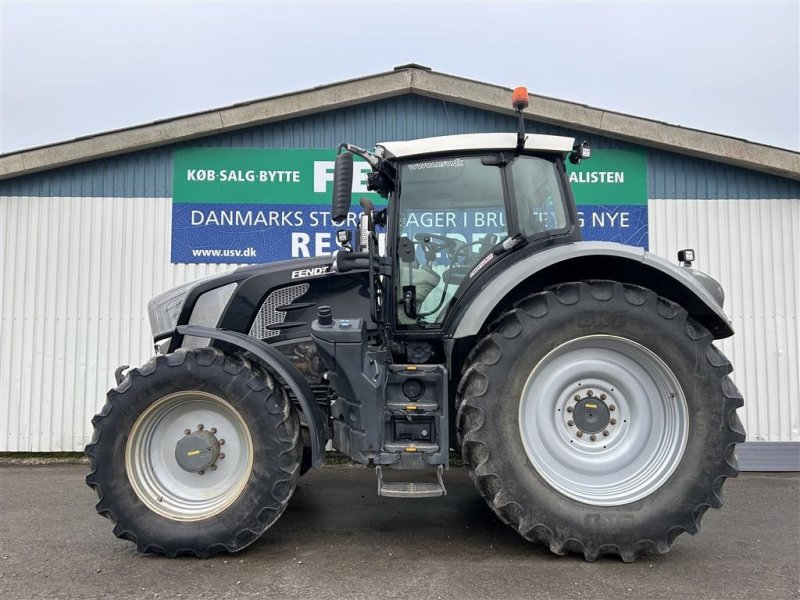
[86,88,744,562]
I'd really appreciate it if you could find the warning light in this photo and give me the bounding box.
[512,87,529,111]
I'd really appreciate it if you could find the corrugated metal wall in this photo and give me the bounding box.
[1,93,799,452]
[0,195,234,450]
[5,196,795,451]
[650,199,800,443]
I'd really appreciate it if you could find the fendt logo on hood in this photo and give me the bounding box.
[291,266,330,279]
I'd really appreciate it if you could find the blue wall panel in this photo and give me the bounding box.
[2,94,798,199]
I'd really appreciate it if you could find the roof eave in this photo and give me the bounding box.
[408,69,800,181]
[0,68,413,180]
[1,66,798,181]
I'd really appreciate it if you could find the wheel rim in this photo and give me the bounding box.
[125,391,254,521]
[518,335,688,506]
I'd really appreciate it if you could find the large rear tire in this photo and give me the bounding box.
[456,281,745,562]
[86,347,302,557]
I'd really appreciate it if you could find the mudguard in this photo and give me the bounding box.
[176,324,325,470]
[450,241,733,340]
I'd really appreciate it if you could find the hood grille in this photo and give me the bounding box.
[248,283,310,339]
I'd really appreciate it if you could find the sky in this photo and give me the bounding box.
[1,1,798,154]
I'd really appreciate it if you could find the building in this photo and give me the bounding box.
[1,64,798,469]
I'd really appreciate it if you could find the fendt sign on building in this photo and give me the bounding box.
[171,148,647,264]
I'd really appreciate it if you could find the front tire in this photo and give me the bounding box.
[457,281,745,562]
[86,347,302,557]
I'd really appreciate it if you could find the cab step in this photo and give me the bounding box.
[383,441,439,453]
[385,400,439,412]
[376,465,447,498]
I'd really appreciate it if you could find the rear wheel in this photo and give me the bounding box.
[86,347,302,557]
[457,281,745,562]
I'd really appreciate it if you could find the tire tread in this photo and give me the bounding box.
[456,280,745,562]
[85,347,301,558]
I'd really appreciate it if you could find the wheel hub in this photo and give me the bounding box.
[175,428,220,473]
[573,396,610,434]
[519,335,689,506]
[126,391,253,521]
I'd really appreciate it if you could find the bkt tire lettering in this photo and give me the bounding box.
[577,310,627,327]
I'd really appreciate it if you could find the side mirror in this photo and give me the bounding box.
[331,153,353,225]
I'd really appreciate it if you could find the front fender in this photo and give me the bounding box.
[176,325,325,470]
[449,241,733,340]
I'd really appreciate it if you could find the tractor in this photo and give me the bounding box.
[86,87,745,562]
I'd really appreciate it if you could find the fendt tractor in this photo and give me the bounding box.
[86,87,745,562]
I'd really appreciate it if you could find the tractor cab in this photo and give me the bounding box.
[330,88,591,333]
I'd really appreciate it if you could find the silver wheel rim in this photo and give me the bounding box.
[125,391,254,521]
[518,335,688,506]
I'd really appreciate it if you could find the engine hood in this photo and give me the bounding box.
[171,253,370,347]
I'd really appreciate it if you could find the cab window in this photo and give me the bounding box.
[395,156,507,325]
[510,155,568,237]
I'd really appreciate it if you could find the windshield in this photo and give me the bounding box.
[395,154,567,326]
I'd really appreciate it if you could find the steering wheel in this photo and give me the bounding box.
[414,232,458,253]
[413,232,466,264]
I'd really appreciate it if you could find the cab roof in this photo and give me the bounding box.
[376,133,575,160]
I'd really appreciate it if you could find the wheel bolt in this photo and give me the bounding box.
[566,406,574,413]
[210,427,217,434]
[600,394,607,400]
[210,465,217,471]
[609,405,616,412]
[590,434,597,441]
[219,439,225,445]
[184,428,191,435]
[603,430,609,436]
[219,453,225,460]
[573,394,581,401]
[610,418,617,425]
[198,470,205,475]
[567,420,575,427]
[587,390,594,397]
[576,431,584,438]
[198,424,204,430]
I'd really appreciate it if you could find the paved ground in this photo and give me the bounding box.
[0,465,797,600]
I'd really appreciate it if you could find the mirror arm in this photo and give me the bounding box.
[338,143,381,169]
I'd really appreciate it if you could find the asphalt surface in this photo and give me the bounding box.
[0,465,797,600]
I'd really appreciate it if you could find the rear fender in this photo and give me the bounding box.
[449,241,733,340]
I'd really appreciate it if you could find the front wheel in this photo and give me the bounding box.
[86,347,302,557]
[457,281,745,562]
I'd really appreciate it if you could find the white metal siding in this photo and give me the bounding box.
[1,195,798,450]
[650,199,800,442]
[0,196,238,451]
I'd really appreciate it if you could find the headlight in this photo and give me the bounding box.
[188,283,238,328]
[147,273,235,340]
[181,283,238,349]
[147,280,198,339]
